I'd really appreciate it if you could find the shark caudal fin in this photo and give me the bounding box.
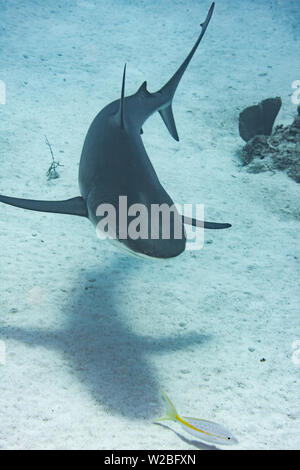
[157,2,215,140]
[131,3,214,136]
[159,106,179,142]
[0,194,88,217]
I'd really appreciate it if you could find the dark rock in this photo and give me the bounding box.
[239,97,282,142]
[239,113,300,183]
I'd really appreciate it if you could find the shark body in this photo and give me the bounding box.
[0,2,231,259]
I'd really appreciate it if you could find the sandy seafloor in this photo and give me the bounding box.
[0,0,299,450]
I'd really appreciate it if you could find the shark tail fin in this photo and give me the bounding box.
[157,2,215,140]
[159,105,179,141]
[118,63,127,129]
[154,392,178,423]
[0,194,88,217]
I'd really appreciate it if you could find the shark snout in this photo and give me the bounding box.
[124,235,186,260]
[119,203,187,259]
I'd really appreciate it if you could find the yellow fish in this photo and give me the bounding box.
[155,392,238,446]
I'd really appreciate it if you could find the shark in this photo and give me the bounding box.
[0,2,231,259]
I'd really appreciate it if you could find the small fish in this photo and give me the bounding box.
[155,392,238,446]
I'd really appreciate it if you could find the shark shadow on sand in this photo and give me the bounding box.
[1,255,211,419]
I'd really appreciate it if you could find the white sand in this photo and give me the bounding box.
[0,0,299,450]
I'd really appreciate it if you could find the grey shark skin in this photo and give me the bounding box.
[0,2,231,260]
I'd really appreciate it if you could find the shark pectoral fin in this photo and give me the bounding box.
[0,194,88,217]
[183,216,231,229]
[159,105,179,141]
[202,221,232,229]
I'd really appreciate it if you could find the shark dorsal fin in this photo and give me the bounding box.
[118,64,127,129]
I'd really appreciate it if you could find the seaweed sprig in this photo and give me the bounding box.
[45,135,63,180]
